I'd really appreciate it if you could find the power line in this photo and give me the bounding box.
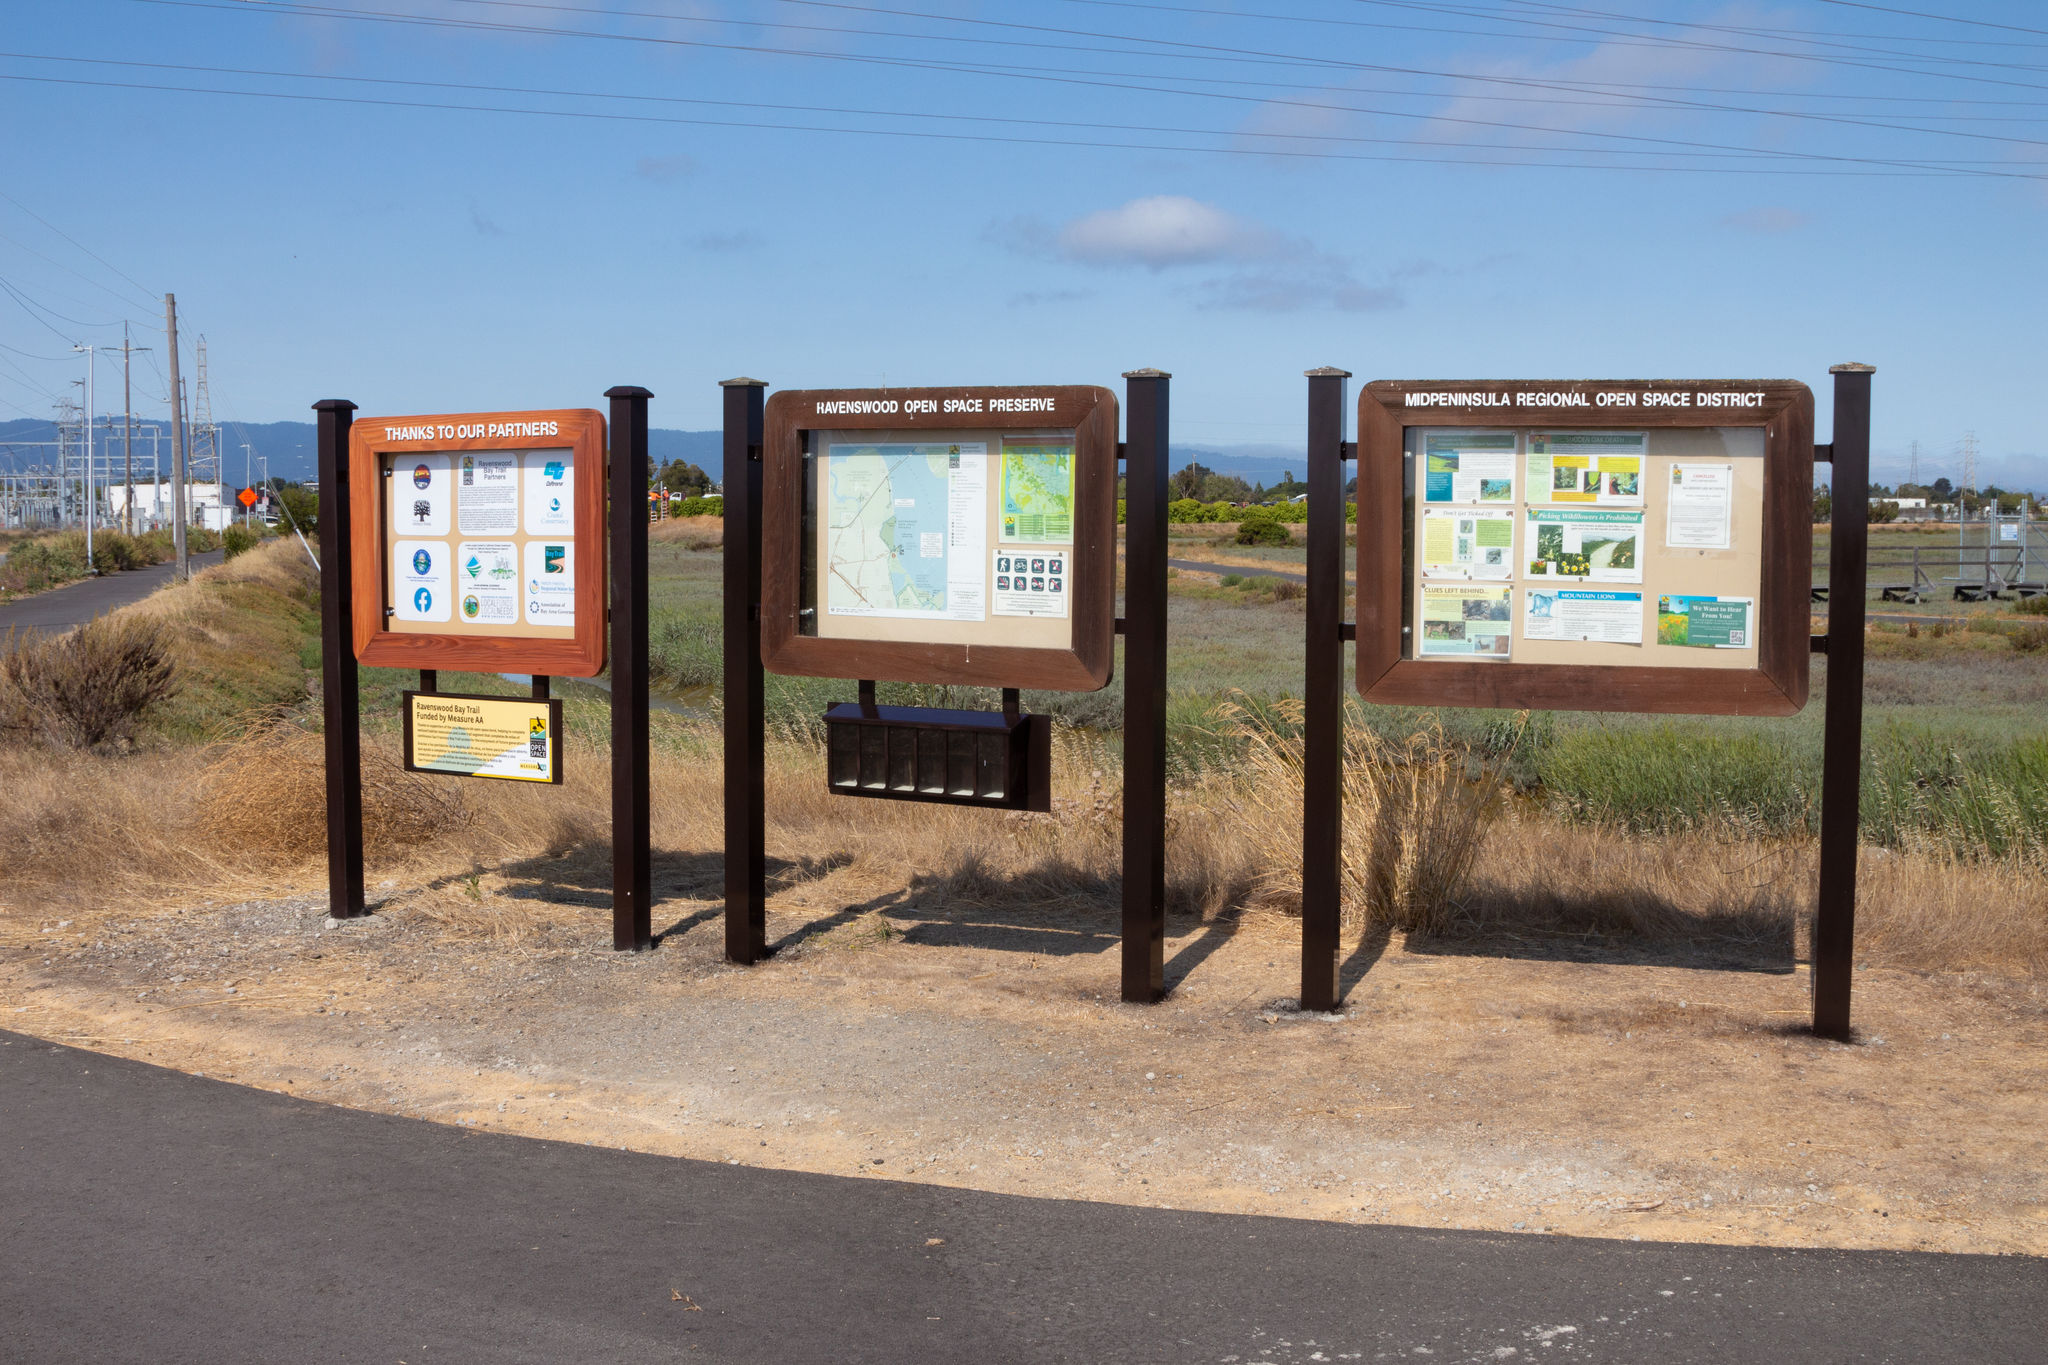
[5,68,2032,178]
[0,189,158,306]
[10,50,2038,165]
[99,3,2048,176]
[1809,0,2048,39]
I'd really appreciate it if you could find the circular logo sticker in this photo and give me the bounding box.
[413,587,433,613]
[412,463,432,489]
[412,547,432,575]
[462,594,480,619]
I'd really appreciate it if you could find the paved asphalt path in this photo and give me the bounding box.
[3,1033,2040,1363]
[0,550,225,641]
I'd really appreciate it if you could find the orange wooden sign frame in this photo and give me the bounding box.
[348,408,608,676]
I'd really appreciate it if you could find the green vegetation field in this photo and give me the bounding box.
[646,536,2048,863]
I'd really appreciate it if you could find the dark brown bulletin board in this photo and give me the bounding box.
[1355,379,1814,716]
[760,385,1119,691]
[348,408,609,676]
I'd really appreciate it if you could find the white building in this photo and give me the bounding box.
[104,482,234,531]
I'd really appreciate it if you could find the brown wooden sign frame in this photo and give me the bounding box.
[759,385,1119,692]
[1355,378,1814,716]
[348,408,609,677]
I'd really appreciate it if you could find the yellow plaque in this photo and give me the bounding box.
[403,691,561,783]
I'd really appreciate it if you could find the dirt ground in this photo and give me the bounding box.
[5,879,2042,1257]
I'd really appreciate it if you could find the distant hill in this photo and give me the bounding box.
[0,418,723,485]
[3,418,1303,489]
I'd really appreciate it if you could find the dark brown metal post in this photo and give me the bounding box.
[1302,368,1351,1011]
[607,385,655,950]
[1813,364,1873,1039]
[313,398,365,920]
[722,378,768,964]
[1121,369,1170,1003]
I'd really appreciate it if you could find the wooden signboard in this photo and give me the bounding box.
[348,409,608,676]
[759,385,1119,691]
[1356,379,1814,716]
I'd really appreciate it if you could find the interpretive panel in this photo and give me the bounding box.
[349,409,607,675]
[1356,380,1813,715]
[402,690,563,783]
[760,386,1118,691]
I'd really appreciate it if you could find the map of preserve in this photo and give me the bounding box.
[825,443,986,620]
[1000,437,1076,543]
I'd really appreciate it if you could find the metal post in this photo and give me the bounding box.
[1302,368,1351,1011]
[314,399,365,921]
[607,385,655,951]
[721,378,768,965]
[1121,369,1171,1003]
[1814,364,1874,1040]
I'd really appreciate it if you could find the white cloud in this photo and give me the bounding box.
[1056,196,1278,270]
[990,196,1429,314]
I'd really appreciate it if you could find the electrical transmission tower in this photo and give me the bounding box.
[1908,439,1919,488]
[1960,431,1978,511]
[189,335,221,485]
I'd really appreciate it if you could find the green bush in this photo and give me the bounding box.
[668,496,723,518]
[1235,514,1291,546]
[221,523,260,560]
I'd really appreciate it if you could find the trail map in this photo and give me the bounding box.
[824,442,987,620]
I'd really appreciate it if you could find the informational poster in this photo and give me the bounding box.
[1526,508,1645,583]
[523,451,574,535]
[405,692,559,783]
[992,550,1068,618]
[1665,462,1734,549]
[1420,508,1515,580]
[392,539,452,622]
[1423,432,1516,505]
[1525,432,1645,507]
[457,451,520,535]
[1657,594,1753,648]
[522,540,576,625]
[1419,583,1512,657]
[2000,522,2020,544]
[1523,588,1644,644]
[824,442,988,621]
[455,540,520,625]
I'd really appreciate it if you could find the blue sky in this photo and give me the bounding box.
[2,0,2044,486]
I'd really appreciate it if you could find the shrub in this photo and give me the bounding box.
[2014,595,2048,617]
[2012,624,2048,654]
[221,523,260,560]
[671,496,723,518]
[1236,515,1290,546]
[1219,573,1243,587]
[0,616,179,751]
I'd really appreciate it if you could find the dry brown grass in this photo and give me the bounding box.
[648,515,724,550]
[4,694,2043,976]
[1216,702,1516,934]
[0,615,178,750]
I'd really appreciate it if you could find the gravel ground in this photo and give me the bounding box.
[4,885,2043,1255]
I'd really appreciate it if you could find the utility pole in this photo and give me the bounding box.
[120,325,149,535]
[243,442,254,527]
[73,344,96,570]
[165,293,187,578]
